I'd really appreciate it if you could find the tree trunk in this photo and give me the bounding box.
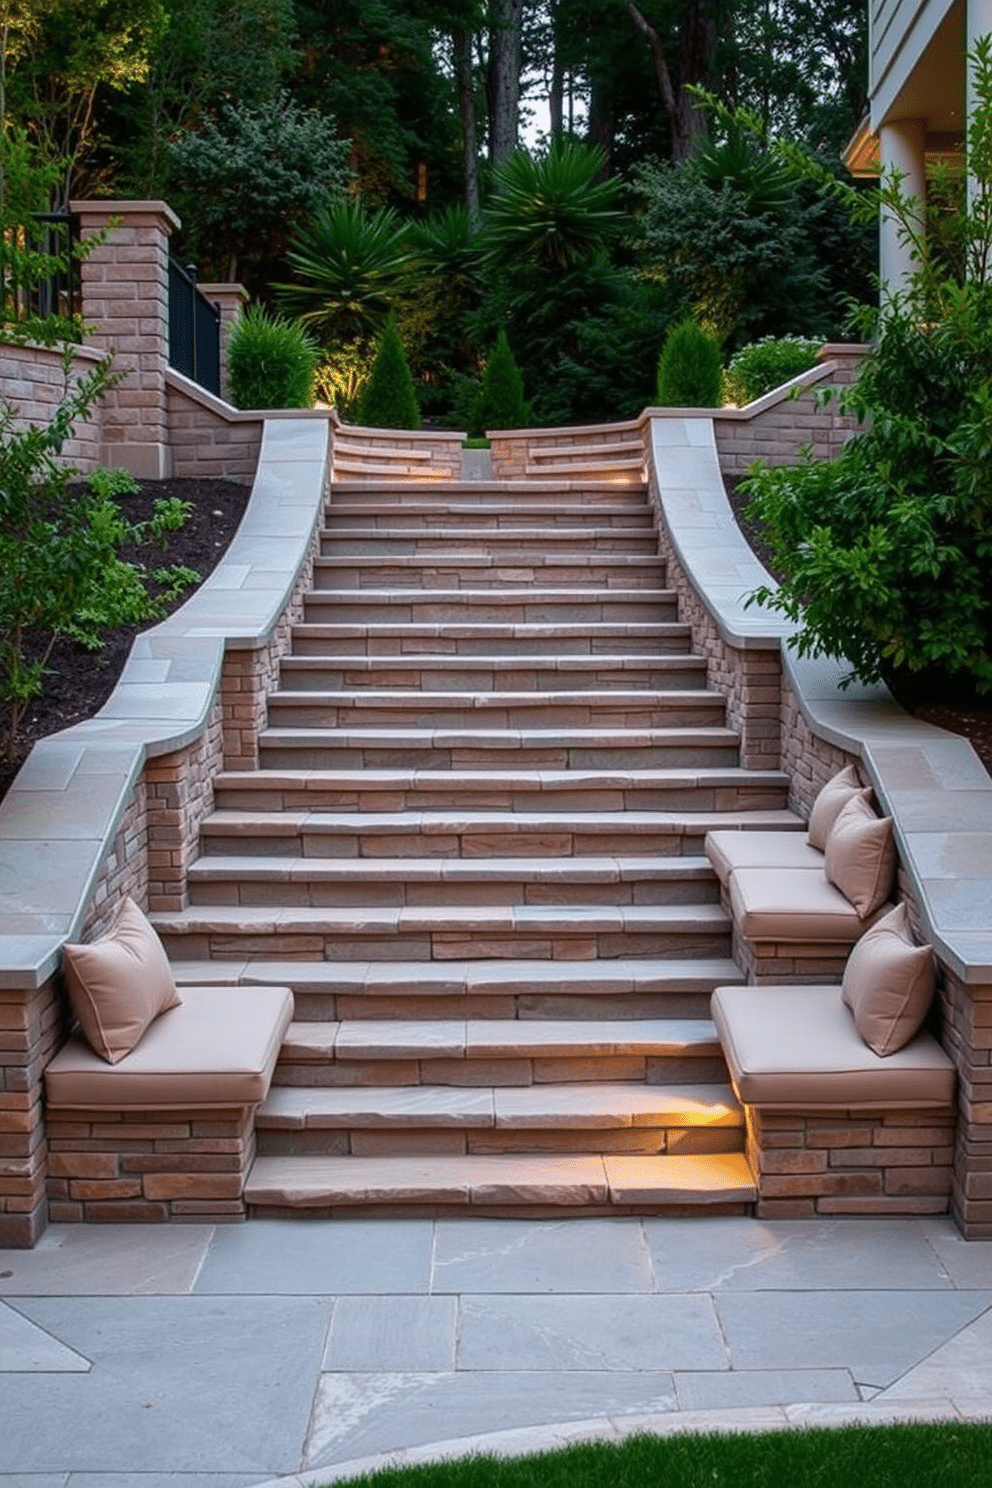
[452,29,481,226]
[626,0,716,160]
[548,0,564,136]
[488,0,522,162]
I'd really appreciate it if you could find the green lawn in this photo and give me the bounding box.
[325,1422,992,1488]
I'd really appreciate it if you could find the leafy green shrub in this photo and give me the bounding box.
[471,331,527,434]
[724,335,823,405]
[0,354,198,761]
[656,318,724,407]
[356,315,421,429]
[226,305,318,409]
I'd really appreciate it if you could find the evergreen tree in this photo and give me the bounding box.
[656,317,724,406]
[356,315,420,429]
[472,330,526,432]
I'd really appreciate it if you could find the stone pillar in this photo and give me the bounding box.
[197,283,248,405]
[878,118,926,298]
[71,200,179,480]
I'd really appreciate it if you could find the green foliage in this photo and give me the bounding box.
[656,318,724,407]
[277,201,417,347]
[226,305,318,410]
[0,352,197,760]
[634,128,874,348]
[165,94,351,288]
[724,335,823,405]
[745,38,992,703]
[480,138,626,273]
[355,315,420,429]
[470,331,527,434]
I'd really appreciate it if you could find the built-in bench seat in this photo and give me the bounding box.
[45,984,293,1224]
[711,981,956,1218]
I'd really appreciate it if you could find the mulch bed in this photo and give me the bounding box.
[0,478,251,800]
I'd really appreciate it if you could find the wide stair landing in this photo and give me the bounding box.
[155,478,800,1216]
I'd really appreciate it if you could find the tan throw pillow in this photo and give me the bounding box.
[807,764,862,851]
[61,897,182,1064]
[842,903,936,1055]
[824,791,897,918]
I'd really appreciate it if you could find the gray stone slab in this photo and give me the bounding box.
[305,1370,678,1469]
[66,1477,262,1487]
[643,1217,954,1291]
[1,1296,328,1474]
[432,1217,654,1293]
[193,1218,433,1295]
[877,1302,992,1403]
[920,1218,992,1288]
[0,1477,67,1487]
[457,1294,726,1371]
[715,1290,992,1388]
[674,1368,858,1411]
[324,1296,457,1370]
[0,1225,211,1297]
[0,1302,90,1372]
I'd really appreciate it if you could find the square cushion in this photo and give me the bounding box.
[45,985,294,1110]
[842,903,936,1056]
[711,982,955,1108]
[807,764,863,851]
[824,792,896,918]
[728,866,872,943]
[704,829,823,888]
[61,897,181,1064]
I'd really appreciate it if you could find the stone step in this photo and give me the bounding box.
[302,589,678,624]
[256,724,742,771]
[312,555,665,591]
[256,1081,743,1157]
[276,655,705,692]
[271,1019,730,1090]
[198,806,801,859]
[263,689,728,730]
[325,504,654,530]
[289,621,690,657]
[170,955,744,1021]
[186,852,720,908]
[152,901,733,964]
[525,457,644,479]
[206,767,789,815]
[328,479,650,504]
[321,528,659,557]
[244,1150,757,1214]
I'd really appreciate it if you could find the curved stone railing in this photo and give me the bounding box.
[647,413,992,1238]
[0,415,331,1246]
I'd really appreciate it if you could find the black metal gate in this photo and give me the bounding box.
[168,260,221,395]
[0,212,81,329]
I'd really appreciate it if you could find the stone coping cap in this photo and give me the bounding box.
[648,412,992,983]
[0,417,329,984]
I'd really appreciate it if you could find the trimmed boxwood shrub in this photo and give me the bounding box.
[226,305,318,409]
[471,330,527,434]
[656,317,724,408]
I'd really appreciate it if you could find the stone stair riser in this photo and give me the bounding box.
[275,660,708,692]
[257,1126,745,1158]
[321,533,660,557]
[264,697,729,729]
[326,509,655,530]
[314,560,666,591]
[198,822,741,858]
[302,595,679,624]
[206,787,786,819]
[289,626,690,658]
[188,877,721,911]
[255,735,742,771]
[270,1056,734,1089]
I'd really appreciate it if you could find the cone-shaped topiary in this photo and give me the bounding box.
[356,314,420,429]
[472,330,527,434]
[656,318,724,408]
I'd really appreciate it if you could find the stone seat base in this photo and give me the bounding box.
[711,983,957,1218]
[44,985,293,1224]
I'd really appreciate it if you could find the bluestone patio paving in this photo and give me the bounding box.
[2,1214,992,1486]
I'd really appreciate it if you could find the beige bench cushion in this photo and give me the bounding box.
[728,866,890,943]
[711,983,956,1109]
[705,830,823,888]
[45,985,294,1111]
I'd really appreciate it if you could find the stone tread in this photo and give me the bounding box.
[211,768,789,793]
[265,688,725,710]
[315,554,662,570]
[151,902,732,936]
[278,654,706,676]
[278,1016,723,1062]
[168,956,745,995]
[257,725,742,749]
[322,525,656,541]
[245,1151,757,1207]
[257,1080,742,1130]
[328,480,650,497]
[200,806,802,837]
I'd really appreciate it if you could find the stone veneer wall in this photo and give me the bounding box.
[0,343,105,467]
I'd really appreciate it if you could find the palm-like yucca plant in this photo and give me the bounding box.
[480,139,627,273]
[276,200,419,345]
[412,203,481,284]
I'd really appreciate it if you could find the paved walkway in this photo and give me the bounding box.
[1,1214,991,1486]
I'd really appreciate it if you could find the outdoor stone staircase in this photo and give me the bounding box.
[152,476,803,1216]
